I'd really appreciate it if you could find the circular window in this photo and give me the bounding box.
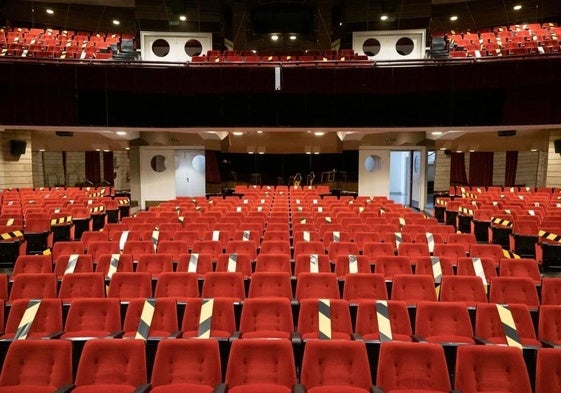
[362,38,381,57]
[364,155,382,172]
[184,39,203,57]
[192,154,206,173]
[152,39,170,57]
[150,155,167,172]
[396,37,414,56]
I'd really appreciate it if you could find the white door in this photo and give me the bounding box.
[411,150,422,209]
[175,150,206,197]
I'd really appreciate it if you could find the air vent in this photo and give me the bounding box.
[498,130,516,137]
[55,131,74,137]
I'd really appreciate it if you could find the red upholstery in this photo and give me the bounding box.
[54,254,93,278]
[0,339,72,392]
[62,298,122,339]
[150,339,222,393]
[239,297,294,339]
[334,254,371,277]
[456,256,498,280]
[297,298,352,340]
[248,272,292,299]
[489,276,540,308]
[499,258,541,284]
[225,240,258,261]
[260,240,291,256]
[12,255,52,277]
[455,345,532,393]
[1,298,63,339]
[73,339,147,393]
[538,305,561,346]
[95,253,134,276]
[176,253,213,276]
[254,253,292,274]
[122,240,154,261]
[295,272,340,301]
[390,274,437,304]
[58,272,105,302]
[536,348,561,393]
[136,253,174,277]
[154,272,199,300]
[293,241,325,259]
[156,240,188,261]
[226,339,296,393]
[294,254,331,275]
[376,341,451,393]
[87,240,119,262]
[475,303,541,346]
[301,340,372,393]
[439,275,488,307]
[374,256,412,279]
[354,300,412,342]
[469,243,504,266]
[433,243,467,263]
[181,297,236,338]
[415,301,475,343]
[9,273,57,303]
[397,242,430,259]
[107,272,153,301]
[541,278,561,305]
[123,297,178,338]
[215,253,252,277]
[414,256,455,276]
[328,241,359,261]
[343,273,387,303]
[52,240,85,260]
[201,272,245,302]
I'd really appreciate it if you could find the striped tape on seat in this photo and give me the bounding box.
[118,199,130,205]
[317,206,323,213]
[398,217,406,228]
[197,298,214,339]
[242,230,251,241]
[539,230,561,243]
[394,232,403,250]
[90,206,105,214]
[0,230,23,240]
[212,231,220,241]
[309,254,319,273]
[303,231,311,242]
[178,216,185,223]
[227,254,238,272]
[426,232,435,253]
[491,217,513,227]
[187,253,200,273]
[64,254,80,275]
[332,231,340,243]
[106,253,121,280]
[5,218,14,226]
[324,217,332,223]
[502,249,521,259]
[430,256,443,297]
[496,304,523,349]
[135,298,156,340]
[119,231,129,252]
[436,199,447,207]
[151,230,159,252]
[472,257,488,293]
[375,300,393,342]
[318,299,332,340]
[299,218,307,224]
[50,216,73,226]
[348,255,358,274]
[458,207,474,216]
[14,299,41,340]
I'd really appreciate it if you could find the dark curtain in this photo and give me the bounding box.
[85,151,101,185]
[468,152,494,186]
[450,152,468,185]
[205,150,221,183]
[504,151,518,187]
[103,151,114,185]
[62,151,67,186]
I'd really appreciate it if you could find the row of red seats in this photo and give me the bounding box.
[4,335,558,392]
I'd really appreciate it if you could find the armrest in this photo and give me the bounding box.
[371,386,385,393]
[229,331,241,342]
[132,383,151,393]
[108,330,125,338]
[351,332,363,340]
[54,384,75,393]
[213,383,228,393]
[293,383,306,393]
[540,339,559,348]
[473,336,490,345]
[44,330,64,339]
[291,332,302,345]
[412,334,427,343]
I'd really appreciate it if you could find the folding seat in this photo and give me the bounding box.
[362,242,395,263]
[475,303,541,346]
[172,230,202,250]
[176,253,213,276]
[489,276,540,309]
[153,271,199,300]
[353,232,381,251]
[201,272,245,302]
[373,256,413,279]
[414,256,455,276]
[414,301,475,344]
[541,277,561,305]
[8,273,57,303]
[333,254,371,278]
[266,223,290,233]
[73,339,147,393]
[95,253,134,278]
[341,273,386,303]
[11,254,52,277]
[23,217,53,254]
[238,297,295,339]
[439,275,487,307]
[225,338,296,393]
[354,299,412,342]
[0,274,7,301]
[247,272,292,299]
[122,297,179,338]
[201,230,230,251]
[390,274,437,304]
[509,220,540,258]
[396,242,430,261]
[61,297,123,339]
[323,231,352,250]
[254,253,292,274]
[260,240,291,256]
[375,341,451,393]
[136,253,174,278]
[107,272,153,301]
[263,230,290,244]
[51,240,85,260]
[180,297,236,339]
[537,305,561,346]
[87,240,119,262]
[300,340,373,393]
[53,254,93,278]
[0,339,72,393]
[295,272,340,300]
[225,239,258,261]
[446,233,477,253]
[434,242,469,265]
[535,348,561,393]
[297,298,352,340]
[426,224,456,235]
[122,240,154,262]
[150,339,223,393]
[1,298,63,339]
[469,243,503,267]
[327,241,359,262]
[454,345,532,393]
[456,256,498,285]
[215,253,252,278]
[58,272,105,302]
[80,231,109,252]
[293,240,325,259]
[499,258,541,284]
[232,229,261,243]
[191,240,222,260]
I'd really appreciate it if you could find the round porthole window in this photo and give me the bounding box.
[192,154,206,173]
[150,155,167,172]
[396,37,414,56]
[184,39,203,57]
[362,38,381,57]
[152,39,170,57]
[365,155,382,172]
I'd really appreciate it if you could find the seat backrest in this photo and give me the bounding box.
[225,240,258,260]
[489,276,540,307]
[259,240,291,255]
[498,258,541,283]
[376,341,451,392]
[248,272,292,299]
[122,240,155,260]
[215,253,252,277]
[536,348,561,393]
[301,340,372,391]
[374,256,412,279]
[87,240,119,261]
[363,242,395,261]
[295,272,340,300]
[294,254,331,275]
[456,256,498,280]
[414,256,455,276]
[12,254,53,277]
[439,275,488,306]
[397,242,430,257]
[390,274,437,304]
[226,338,296,389]
[239,297,294,337]
[433,243,467,262]
[354,300,412,339]
[455,345,532,393]
[201,272,245,301]
[75,339,147,388]
[156,240,188,260]
[475,303,537,342]
[107,272,153,300]
[58,272,105,301]
[293,240,324,258]
[538,305,561,343]
[297,298,352,338]
[181,297,236,338]
[95,253,134,276]
[343,273,387,302]
[415,301,474,338]
[64,297,122,334]
[54,254,93,277]
[4,298,63,338]
[469,243,503,263]
[328,241,359,261]
[123,297,178,336]
[136,253,174,276]
[52,240,85,260]
[9,273,57,301]
[154,272,199,299]
[334,254,371,277]
[0,339,72,389]
[254,253,292,274]
[151,339,222,388]
[541,278,561,305]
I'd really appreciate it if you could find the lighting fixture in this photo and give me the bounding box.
[116,131,127,136]
[469,149,475,153]
[513,4,522,11]
[271,34,279,41]
[112,19,120,25]
[456,150,462,153]
[450,15,458,21]
[289,35,297,40]
[179,15,187,21]
[46,9,54,15]
[431,131,443,135]
[39,149,46,152]
[314,131,325,136]
[257,130,263,134]
[530,148,538,152]
[232,131,244,136]
[380,15,389,21]
[439,147,447,151]
[125,147,130,150]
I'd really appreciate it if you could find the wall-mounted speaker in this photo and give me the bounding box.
[9,140,26,155]
[443,149,451,156]
[554,139,561,154]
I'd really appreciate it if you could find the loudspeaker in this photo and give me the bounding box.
[554,139,561,154]
[444,149,451,156]
[9,140,26,155]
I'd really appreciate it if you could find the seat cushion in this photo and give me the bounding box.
[308,386,371,393]
[151,384,215,393]
[0,386,60,393]
[72,385,138,393]
[229,384,292,393]
[302,332,351,340]
[241,331,291,339]
[424,335,475,344]
[361,333,412,342]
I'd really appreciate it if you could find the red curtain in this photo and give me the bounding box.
[103,151,114,185]
[504,151,518,187]
[85,151,101,185]
[468,152,494,187]
[450,152,468,185]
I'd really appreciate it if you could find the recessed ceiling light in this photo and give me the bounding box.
[232,131,244,136]
[179,15,187,21]
[125,147,130,150]
[271,34,279,41]
[456,150,462,153]
[530,148,538,152]
[314,152,320,155]
[258,152,265,155]
[450,15,458,21]
[103,149,110,152]
[95,149,101,152]
[305,151,312,155]
[46,9,54,15]
[380,15,389,21]
[469,149,475,153]
[116,131,127,136]
[112,19,120,25]
[314,131,325,136]
[513,4,522,10]
[257,130,263,134]
[289,35,297,40]
[431,131,443,135]
[439,147,447,151]
[39,148,46,152]
[339,22,343,26]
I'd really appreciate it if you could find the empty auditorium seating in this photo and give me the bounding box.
[297,298,352,340]
[354,300,412,342]
[122,297,179,338]
[61,297,123,339]
[414,301,475,344]
[238,297,295,339]
[181,297,236,339]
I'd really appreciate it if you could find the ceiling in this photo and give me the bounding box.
[2,0,561,151]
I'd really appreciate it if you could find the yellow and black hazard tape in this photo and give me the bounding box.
[318,299,332,340]
[496,304,523,349]
[375,300,393,342]
[50,216,73,226]
[539,230,561,243]
[14,299,41,340]
[0,230,23,240]
[491,217,513,227]
[502,249,521,259]
[135,298,156,340]
[197,298,214,338]
[458,206,474,216]
[90,205,105,214]
[118,199,130,205]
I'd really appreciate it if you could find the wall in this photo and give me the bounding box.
[359,148,390,197]
[0,130,33,189]
[546,130,561,188]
